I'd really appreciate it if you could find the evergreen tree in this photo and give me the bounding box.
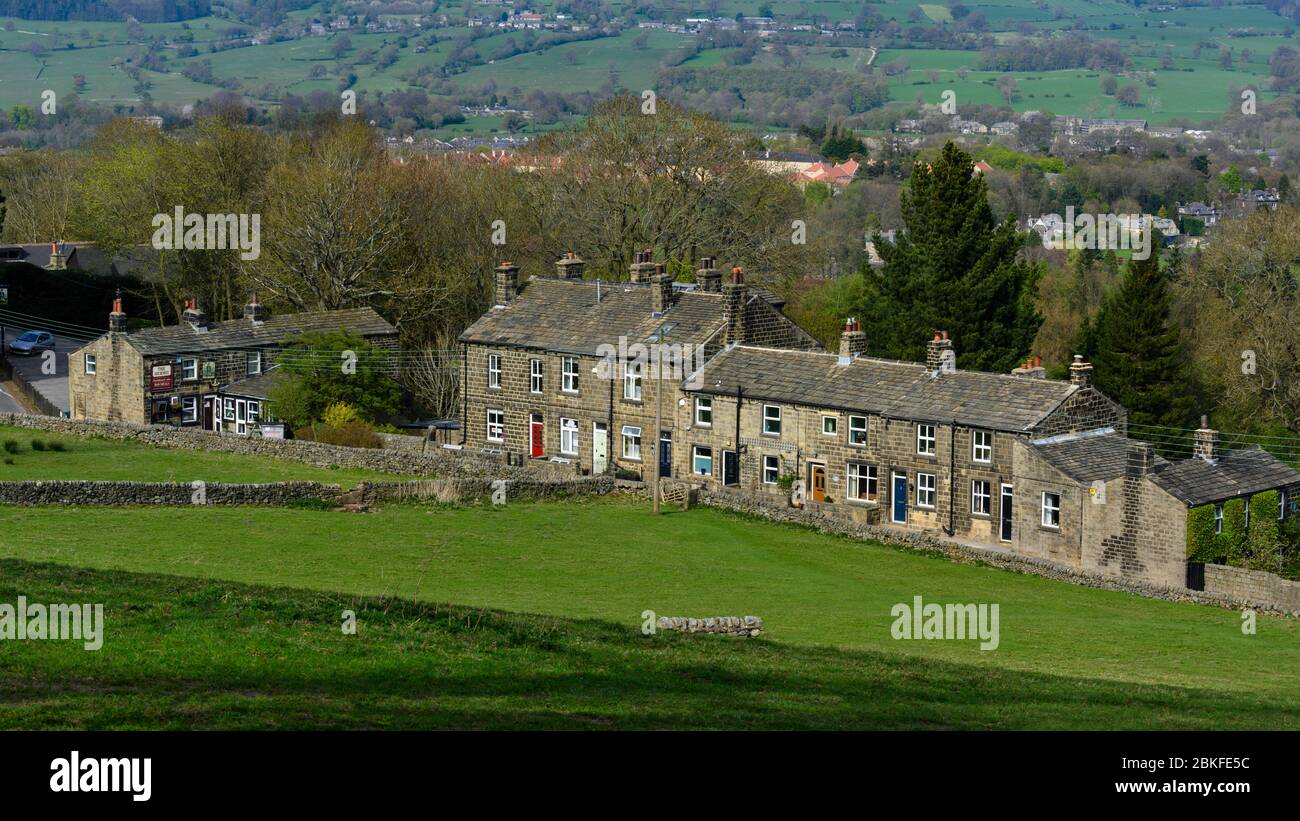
[1090,251,1196,432]
[861,142,1042,372]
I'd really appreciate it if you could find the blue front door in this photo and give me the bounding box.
[892,473,908,523]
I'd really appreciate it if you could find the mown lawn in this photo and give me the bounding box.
[0,559,1294,730]
[0,425,398,487]
[0,497,1295,729]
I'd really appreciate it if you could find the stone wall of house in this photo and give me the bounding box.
[0,412,579,480]
[1203,564,1300,613]
[695,486,1299,615]
[1082,469,1188,589]
[740,296,823,351]
[1032,386,1127,438]
[69,334,147,424]
[0,480,343,506]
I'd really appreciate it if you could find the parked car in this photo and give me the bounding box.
[7,330,55,356]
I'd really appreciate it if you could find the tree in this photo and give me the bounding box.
[861,142,1043,373]
[266,330,402,429]
[1090,251,1196,432]
[1116,85,1141,106]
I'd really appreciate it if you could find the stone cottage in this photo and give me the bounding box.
[69,295,398,433]
[457,253,822,477]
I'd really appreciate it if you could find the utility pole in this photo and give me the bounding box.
[652,325,664,514]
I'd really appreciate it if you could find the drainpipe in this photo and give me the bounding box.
[734,384,743,487]
[606,365,614,476]
[459,341,468,446]
[945,419,956,536]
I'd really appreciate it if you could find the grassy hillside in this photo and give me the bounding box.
[1,497,1295,721]
[1,557,1294,729]
[0,425,397,486]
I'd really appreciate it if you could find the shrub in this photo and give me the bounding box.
[322,402,361,428]
[2,440,18,454]
[1247,491,1282,570]
[3,458,11,465]
[30,439,46,451]
[47,441,65,452]
[1221,497,1248,565]
[1186,504,1218,562]
[313,420,382,449]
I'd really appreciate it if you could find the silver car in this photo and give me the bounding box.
[7,330,55,356]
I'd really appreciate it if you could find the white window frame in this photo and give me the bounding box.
[762,404,782,436]
[1041,492,1061,529]
[181,396,198,423]
[561,356,579,393]
[847,463,877,502]
[695,396,713,427]
[488,354,501,389]
[1244,496,1251,530]
[916,472,936,509]
[971,479,991,516]
[486,409,504,442]
[181,357,198,382]
[1215,503,1224,534]
[624,361,642,401]
[224,397,236,421]
[247,400,260,424]
[84,354,96,375]
[693,445,714,477]
[763,455,780,485]
[1280,491,1287,520]
[972,429,992,464]
[622,425,642,460]
[848,415,867,446]
[559,417,579,456]
[529,358,543,393]
[246,350,261,376]
[916,423,936,456]
[822,415,838,436]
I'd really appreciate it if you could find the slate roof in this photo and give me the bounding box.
[1031,428,1169,482]
[120,308,397,356]
[220,365,289,400]
[691,345,1079,432]
[1150,446,1300,507]
[459,277,737,354]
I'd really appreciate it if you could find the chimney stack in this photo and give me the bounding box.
[243,292,268,324]
[1126,441,1155,477]
[555,251,585,280]
[1193,415,1219,463]
[1069,354,1093,388]
[108,290,127,334]
[695,256,721,292]
[629,249,657,284]
[838,318,867,362]
[1011,356,1046,379]
[926,330,953,373]
[651,264,674,315]
[494,261,520,306]
[181,297,208,330]
[723,266,747,345]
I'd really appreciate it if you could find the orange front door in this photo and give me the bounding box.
[811,464,827,502]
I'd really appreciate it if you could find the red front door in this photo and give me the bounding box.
[529,415,543,458]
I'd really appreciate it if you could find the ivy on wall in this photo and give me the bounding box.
[1186,489,1299,580]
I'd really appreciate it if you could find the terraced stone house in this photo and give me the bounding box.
[69,295,398,433]
[457,254,821,477]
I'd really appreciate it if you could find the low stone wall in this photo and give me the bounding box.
[697,487,1300,617]
[376,431,428,452]
[0,480,342,506]
[656,616,764,637]
[0,413,579,481]
[1204,564,1300,613]
[356,476,616,504]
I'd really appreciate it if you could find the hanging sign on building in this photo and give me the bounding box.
[150,364,174,392]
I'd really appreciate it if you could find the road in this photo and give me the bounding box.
[1,331,83,416]
[0,383,23,414]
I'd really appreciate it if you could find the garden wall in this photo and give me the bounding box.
[0,480,343,506]
[1204,564,1300,613]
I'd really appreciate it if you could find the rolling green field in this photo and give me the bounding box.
[0,425,396,486]
[0,496,1295,728]
[2,0,1294,125]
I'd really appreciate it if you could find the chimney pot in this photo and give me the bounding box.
[243,292,268,323]
[555,252,585,280]
[1069,354,1094,388]
[926,330,954,373]
[839,316,867,361]
[494,261,520,306]
[1194,416,1219,463]
[108,290,127,333]
[695,256,722,292]
[181,297,208,329]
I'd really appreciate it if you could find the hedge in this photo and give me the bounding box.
[1185,503,1219,562]
[1247,490,1282,571]
[1222,497,1248,565]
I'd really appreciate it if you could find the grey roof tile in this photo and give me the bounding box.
[1031,429,1169,482]
[1151,446,1300,506]
[122,307,396,355]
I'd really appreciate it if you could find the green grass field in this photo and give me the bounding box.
[0,425,395,486]
[0,497,1295,728]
